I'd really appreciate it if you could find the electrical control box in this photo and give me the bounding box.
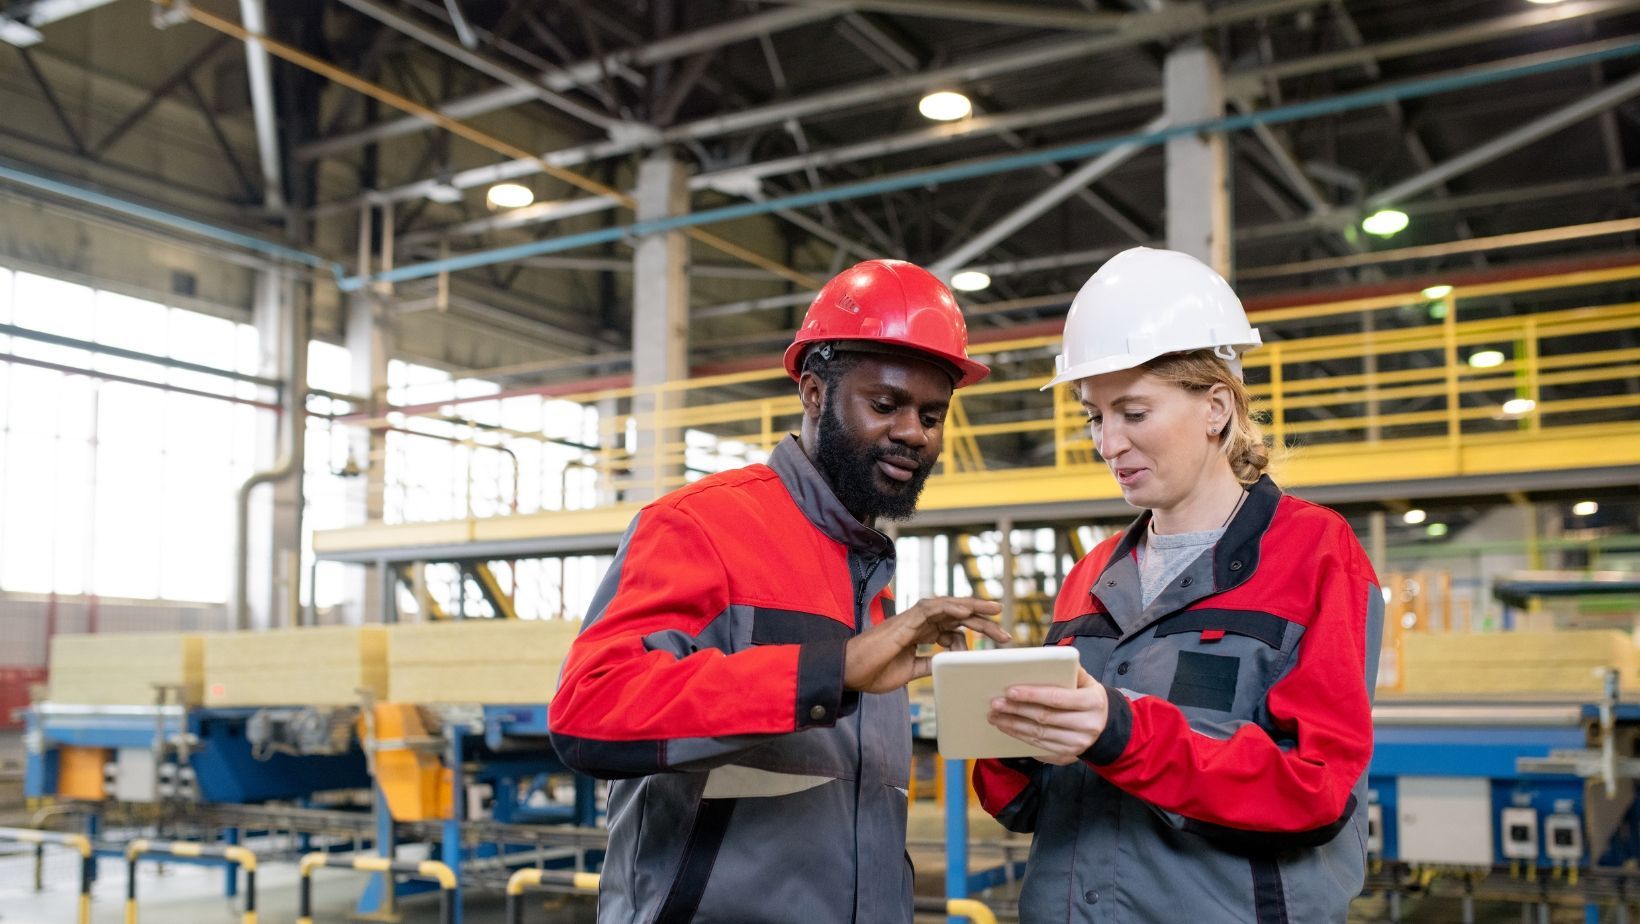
[1545,814,1582,862]
[111,748,158,803]
[1397,775,1494,866]
[1500,806,1538,860]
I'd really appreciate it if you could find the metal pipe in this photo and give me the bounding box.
[929,114,1167,275]
[0,323,283,389]
[296,4,837,161]
[0,351,282,410]
[0,162,340,275]
[343,38,1640,291]
[1368,67,1640,208]
[232,274,307,631]
[236,0,283,211]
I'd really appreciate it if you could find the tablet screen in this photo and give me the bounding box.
[930,647,1080,760]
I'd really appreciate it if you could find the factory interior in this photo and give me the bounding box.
[0,0,1639,920]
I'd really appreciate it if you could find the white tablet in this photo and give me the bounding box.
[931,646,1080,760]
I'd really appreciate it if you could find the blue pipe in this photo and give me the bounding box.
[0,161,346,281]
[347,38,1640,291]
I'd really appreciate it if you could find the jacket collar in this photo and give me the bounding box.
[768,434,895,556]
[1091,475,1282,636]
[1100,474,1282,594]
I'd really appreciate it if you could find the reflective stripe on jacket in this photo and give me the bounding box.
[550,435,914,924]
[975,476,1383,924]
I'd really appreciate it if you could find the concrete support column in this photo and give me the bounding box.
[1164,42,1231,275]
[246,271,304,631]
[629,154,690,503]
[344,292,391,624]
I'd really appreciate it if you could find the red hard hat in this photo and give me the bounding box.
[782,259,990,388]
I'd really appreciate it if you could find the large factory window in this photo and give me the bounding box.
[0,265,259,603]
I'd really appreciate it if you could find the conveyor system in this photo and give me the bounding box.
[21,698,597,924]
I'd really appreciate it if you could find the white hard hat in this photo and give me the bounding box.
[1043,246,1262,389]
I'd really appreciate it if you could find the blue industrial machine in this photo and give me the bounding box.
[24,703,370,805]
[22,698,600,924]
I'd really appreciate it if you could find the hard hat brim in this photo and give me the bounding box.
[785,339,990,388]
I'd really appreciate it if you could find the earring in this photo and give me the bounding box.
[1210,426,1220,435]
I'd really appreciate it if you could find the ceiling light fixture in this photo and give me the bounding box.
[1467,349,1505,369]
[426,182,464,205]
[1572,500,1599,516]
[1403,508,1427,525]
[486,182,534,209]
[1362,209,1409,237]
[918,90,972,122]
[1425,522,1448,538]
[1421,284,1453,300]
[1501,397,1537,416]
[950,270,991,292]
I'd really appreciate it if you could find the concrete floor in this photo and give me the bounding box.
[1,806,1626,924]
[0,846,1625,923]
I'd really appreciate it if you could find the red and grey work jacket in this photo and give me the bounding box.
[549,435,914,924]
[975,476,1382,924]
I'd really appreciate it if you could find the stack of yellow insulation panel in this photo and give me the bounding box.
[204,626,387,706]
[1400,629,1640,695]
[387,620,581,704]
[47,632,204,705]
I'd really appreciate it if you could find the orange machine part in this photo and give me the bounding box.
[57,746,109,800]
[366,703,453,822]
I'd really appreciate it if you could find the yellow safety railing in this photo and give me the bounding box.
[0,827,94,924]
[313,262,1640,556]
[576,263,1640,498]
[124,839,258,924]
[297,853,456,924]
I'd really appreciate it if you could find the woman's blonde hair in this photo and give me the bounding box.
[1140,350,1271,484]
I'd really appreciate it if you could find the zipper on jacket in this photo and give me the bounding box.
[851,555,880,630]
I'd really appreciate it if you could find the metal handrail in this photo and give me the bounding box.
[297,852,456,924]
[0,827,94,924]
[123,838,258,924]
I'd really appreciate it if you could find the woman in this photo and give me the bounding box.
[976,247,1382,924]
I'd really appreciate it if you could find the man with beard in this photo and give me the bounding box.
[549,259,1008,924]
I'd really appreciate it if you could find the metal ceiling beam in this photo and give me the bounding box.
[339,37,1640,291]
[332,0,634,135]
[1367,68,1640,209]
[653,164,1640,318]
[316,0,1323,215]
[512,255,778,280]
[297,5,837,160]
[0,0,120,46]
[237,0,284,210]
[760,0,1148,31]
[1241,168,1640,244]
[389,86,1164,241]
[929,114,1167,275]
[333,0,1637,227]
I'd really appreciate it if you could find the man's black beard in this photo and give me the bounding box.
[813,390,934,522]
